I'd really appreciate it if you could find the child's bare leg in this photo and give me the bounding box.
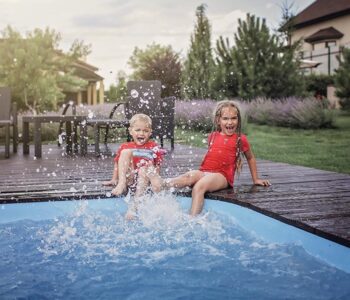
[165,170,205,189]
[134,166,150,197]
[112,149,133,196]
[149,174,162,193]
[125,167,150,220]
[190,173,228,215]
[142,165,162,193]
[125,199,139,220]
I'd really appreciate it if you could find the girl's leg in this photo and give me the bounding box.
[166,170,205,189]
[190,173,228,215]
[112,149,134,196]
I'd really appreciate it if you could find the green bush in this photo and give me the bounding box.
[305,74,334,98]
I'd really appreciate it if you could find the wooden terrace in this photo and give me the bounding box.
[0,143,350,248]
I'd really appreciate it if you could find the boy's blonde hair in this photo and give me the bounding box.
[129,113,152,128]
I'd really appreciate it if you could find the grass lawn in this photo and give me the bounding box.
[175,111,350,174]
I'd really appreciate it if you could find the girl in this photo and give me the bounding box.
[164,100,270,215]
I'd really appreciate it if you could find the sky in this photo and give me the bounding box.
[0,0,315,87]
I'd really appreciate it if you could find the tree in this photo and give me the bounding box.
[106,71,128,102]
[0,26,90,114]
[335,47,350,110]
[214,36,239,99]
[232,14,303,100]
[277,0,297,45]
[182,4,215,99]
[128,43,181,97]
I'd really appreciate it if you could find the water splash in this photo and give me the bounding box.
[37,193,235,265]
[130,89,139,98]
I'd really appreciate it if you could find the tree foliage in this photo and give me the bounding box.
[0,26,90,114]
[335,47,350,110]
[277,0,297,45]
[182,4,215,99]
[128,43,181,97]
[214,36,239,99]
[229,14,304,100]
[106,71,128,103]
[305,74,334,97]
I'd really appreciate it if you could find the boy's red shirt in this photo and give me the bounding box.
[114,140,164,168]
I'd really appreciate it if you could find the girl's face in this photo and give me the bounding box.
[129,120,152,145]
[218,106,239,136]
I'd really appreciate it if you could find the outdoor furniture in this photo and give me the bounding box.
[58,101,77,147]
[22,115,86,158]
[0,87,18,158]
[125,81,175,150]
[81,118,129,155]
[81,80,175,156]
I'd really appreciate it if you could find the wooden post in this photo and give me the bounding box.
[92,83,97,105]
[87,84,92,105]
[77,91,82,105]
[99,81,104,104]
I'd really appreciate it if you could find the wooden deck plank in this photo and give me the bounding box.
[1,143,350,248]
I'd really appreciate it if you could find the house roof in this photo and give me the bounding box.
[304,26,344,43]
[292,0,350,29]
[73,61,104,81]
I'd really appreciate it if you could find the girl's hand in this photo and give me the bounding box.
[102,179,117,186]
[254,179,271,186]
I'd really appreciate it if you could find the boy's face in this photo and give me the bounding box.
[129,120,152,146]
[218,106,238,136]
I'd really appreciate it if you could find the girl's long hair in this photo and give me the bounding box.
[210,100,243,176]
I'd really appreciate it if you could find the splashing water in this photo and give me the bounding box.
[37,193,229,264]
[130,89,139,98]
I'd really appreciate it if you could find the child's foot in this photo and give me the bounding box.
[111,184,127,196]
[102,180,116,186]
[125,207,137,220]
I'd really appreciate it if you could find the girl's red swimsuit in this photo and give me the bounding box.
[199,132,250,186]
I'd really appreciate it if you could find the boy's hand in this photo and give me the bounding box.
[254,179,271,186]
[102,180,117,186]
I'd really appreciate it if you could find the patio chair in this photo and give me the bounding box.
[80,80,175,156]
[104,80,175,150]
[57,101,77,147]
[0,87,18,158]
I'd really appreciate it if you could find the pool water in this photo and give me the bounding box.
[1,194,350,300]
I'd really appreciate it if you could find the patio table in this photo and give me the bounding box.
[81,119,129,155]
[22,115,86,158]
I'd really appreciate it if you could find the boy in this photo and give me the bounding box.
[103,113,164,199]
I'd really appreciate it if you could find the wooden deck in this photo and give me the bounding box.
[1,143,350,248]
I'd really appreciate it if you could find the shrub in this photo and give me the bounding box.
[175,99,215,132]
[335,47,350,110]
[246,97,336,129]
[305,74,334,98]
[175,99,248,133]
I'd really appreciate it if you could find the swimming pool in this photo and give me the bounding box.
[1,194,350,299]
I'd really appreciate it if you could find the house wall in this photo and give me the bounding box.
[291,14,350,51]
[290,12,350,108]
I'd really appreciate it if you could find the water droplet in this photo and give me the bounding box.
[130,89,139,98]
